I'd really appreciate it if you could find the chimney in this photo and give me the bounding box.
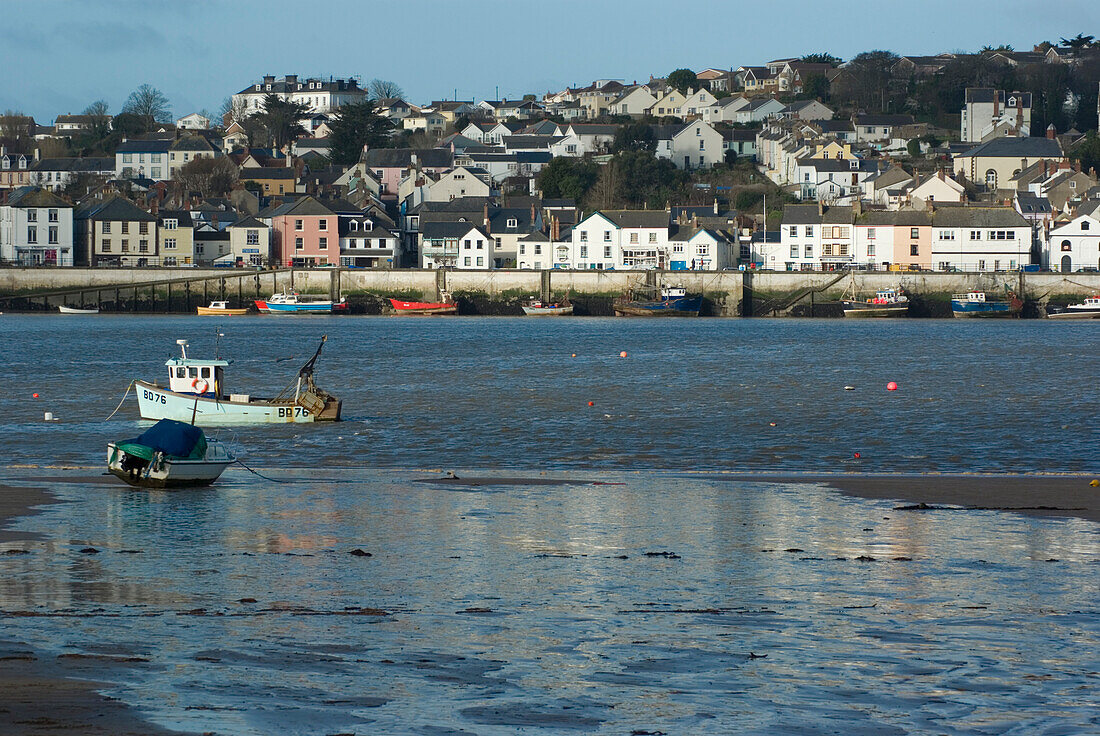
[263,75,275,85]
[1046,123,1056,139]
[937,168,945,180]
[530,202,537,224]
[852,198,862,216]
[285,74,297,86]
[551,215,560,242]
[713,198,719,214]
[483,202,489,226]
[150,198,159,215]
[817,199,824,215]
[285,149,292,167]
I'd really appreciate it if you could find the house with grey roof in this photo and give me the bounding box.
[30,157,114,192]
[420,220,492,269]
[563,209,673,270]
[930,206,1031,271]
[75,195,157,266]
[0,187,74,266]
[952,135,1065,190]
[961,89,1032,142]
[232,74,367,116]
[853,114,916,145]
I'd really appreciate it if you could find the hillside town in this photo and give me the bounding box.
[3,40,1100,275]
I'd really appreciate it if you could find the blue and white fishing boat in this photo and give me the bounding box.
[134,337,342,425]
[951,290,1022,318]
[255,291,348,314]
[614,285,702,317]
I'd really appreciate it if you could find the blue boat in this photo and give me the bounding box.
[256,291,348,314]
[614,285,702,317]
[951,290,1022,318]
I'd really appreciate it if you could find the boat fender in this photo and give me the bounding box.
[192,378,209,393]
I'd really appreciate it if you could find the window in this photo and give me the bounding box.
[910,228,920,239]
[464,239,472,250]
[838,243,849,256]
[163,218,177,230]
[867,228,875,239]
[790,245,798,258]
[123,153,132,163]
[804,244,813,258]
[978,259,986,270]
[101,239,111,252]
[246,230,259,245]
[603,231,611,242]
[994,260,1000,270]
[1082,221,1091,231]
[151,154,161,163]
[507,218,517,228]
[319,237,327,250]
[910,244,919,256]
[164,238,176,249]
[699,140,705,150]
[867,243,875,256]
[27,210,37,222]
[121,239,129,252]
[604,245,612,258]
[985,170,997,188]
[579,245,588,258]
[102,221,111,234]
[48,226,57,244]
[534,244,542,255]
[790,226,799,237]
[970,230,981,241]
[519,244,526,255]
[295,219,304,231]
[151,167,161,179]
[476,257,484,267]
[940,230,955,240]
[139,240,149,253]
[139,222,148,235]
[27,226,37,243]
[464,257,471,266]
[295,237,303,250]
[319,219,327,231]
[823,244,833,255]
[1061,240,1072,252]
[649,232,657,243]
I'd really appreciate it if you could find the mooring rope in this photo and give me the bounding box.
[233,458,290,483]
[104,381,135,421]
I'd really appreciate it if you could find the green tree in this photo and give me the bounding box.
[831,50,899,112]
[326,100,394,165]
[798,74,830,101]
[122,84,171,131]
[536,156,599,200]
[590,150,687,209]
[1071,131,1100,174]
[111,112,148,137]
[611,122,655,153]
[1060,34,1095,57]
[800,53,841,65]
[667,68,697,94]
[253,94,309,149]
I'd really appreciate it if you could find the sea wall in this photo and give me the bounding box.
[1,267,1098,317]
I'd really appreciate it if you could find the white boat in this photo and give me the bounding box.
[254,291,348,314]
[841,287,910,318]
[134,337,342,425]
[522,297,573,316]
[108,419,234,488]
[197,300,249,316]
[1047,295,1100,319]
[59,305,99,314]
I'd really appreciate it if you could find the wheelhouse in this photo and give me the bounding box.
[166,340,228,395]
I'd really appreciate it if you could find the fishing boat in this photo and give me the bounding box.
[388,290,457,315]
[254,291,348,314]
[841,287,910,318]
[614,285,702,317]
[1046,295,1100,320]
[522,296,573,316]
[951,290,1023,318]
[108,418,235,488]
[134,336,342,425]
[197,300,249,316]
[59,305,99,314]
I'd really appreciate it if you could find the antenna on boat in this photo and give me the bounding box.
[214,329,225,360]
[176,339,189,360]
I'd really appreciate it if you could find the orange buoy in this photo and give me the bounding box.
[32,393,39,398]
[619,351,628,358]
[587,401,594,407]
[886,382,898,391]
[571,353,576,358]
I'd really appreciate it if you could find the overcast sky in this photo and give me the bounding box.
[2,0,1097,122]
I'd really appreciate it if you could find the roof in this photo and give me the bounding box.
[76,196,156,222]
[955,136,1063,159]
[170,136,215,152]
[1014,193,1052,214]
[856,209,932,226]
[568,124,620,136]
[240,167,296,180]
[488,207,538,233]
[158,210,193,226]
[273,196,336,217]
[781,203,854,225]
[229,215,268,229]
[364,148,453,168]
[931,207,1029,228]
[421,221,485,239]
[585,210,670,229]
[5,188,72,208]
[32,156,114,172]
[116,139,171,154]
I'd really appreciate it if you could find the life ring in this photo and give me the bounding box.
[192,377,209,393]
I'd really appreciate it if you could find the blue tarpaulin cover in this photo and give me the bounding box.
[118,419,206,460]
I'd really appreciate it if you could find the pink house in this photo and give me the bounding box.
[269,197,339,266]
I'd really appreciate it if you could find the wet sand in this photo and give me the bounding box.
[0,484,191,735]
[701,473,1100,524]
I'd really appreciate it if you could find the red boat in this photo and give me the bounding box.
[387,290,457,315]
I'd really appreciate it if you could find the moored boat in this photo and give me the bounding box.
[197,300,249,316]
[1046,295,1100,319]
[951,290,1022,318]
[522,296,573,316]
[134,336,342,425]
[59,305,99,314]
[614,285,701,317]
[388,290,457,315]
[254,291,348,314]
[842,288,910,318]
[108,418,235,488]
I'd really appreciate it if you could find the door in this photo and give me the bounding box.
[1060,255,1072,273]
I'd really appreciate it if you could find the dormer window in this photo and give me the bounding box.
[507,218,518,228]
[255,85,261,91]
[1008,97,1016,107]
[350,220,358,231]
[265,84,271,91]
[1082,221,1090,231]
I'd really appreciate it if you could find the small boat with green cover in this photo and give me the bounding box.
[107,419,235,488]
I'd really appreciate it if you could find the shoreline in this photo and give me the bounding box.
[0,484,192,735]
[696,472,1100,524]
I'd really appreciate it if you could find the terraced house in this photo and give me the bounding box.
[0,187,74,266]
[76,196,158,266]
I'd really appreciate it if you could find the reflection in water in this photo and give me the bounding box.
[0,470,1097,735]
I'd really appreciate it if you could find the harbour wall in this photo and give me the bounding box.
[1,268,1098,316]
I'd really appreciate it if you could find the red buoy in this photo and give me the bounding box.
[854,452,861,459]
[886,382,898,391]
[587,401,594,407]
[32,393,39,398]
[619,351,628,358]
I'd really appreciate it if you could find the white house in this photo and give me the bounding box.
[908,170,966,208]
[429,166,492,202]
[1046,203,1100,272]
[930,207,1031,272]
[668,225,735,270]
[232,75,368,115]
[656,121,725,170]
[565,210,671,269]
[517,230,553,269]
[420,221,493,269]
[678,88,718,118]
[176,113,210,130]
[701,95,750,123]
[226,216,271,266]
[0,187,74,266]
[780,203,856,271]
[960,89,1032,142]
[613,87,658,117]
[115,139,171,180]
[338,213,399,269]
[732,97,785,124]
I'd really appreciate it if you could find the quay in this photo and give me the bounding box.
[1,267,1098,317]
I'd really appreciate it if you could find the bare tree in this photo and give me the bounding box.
[219,96,250,127]
[122,84,172,130]
[82,99,112,140]
[0,110,35,153]
[173,156,239,198]
[368,79,404,100]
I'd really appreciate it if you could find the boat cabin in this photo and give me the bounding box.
[661,286,687,300]
[166,340,227,395]
[953,291,986,303]
[207,300,231,310]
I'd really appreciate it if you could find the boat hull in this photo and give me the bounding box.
[197,307,249,316]
[388,299,457,315]
[614,296,702,317]
[842,302,910,318]
[59,306,99,314]
[136,380,340,425]
[265,301,345,313]
[107,442,233,488]
[951,301,1021,318]
[1046,308,1100,319]
[522,305,573,316]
